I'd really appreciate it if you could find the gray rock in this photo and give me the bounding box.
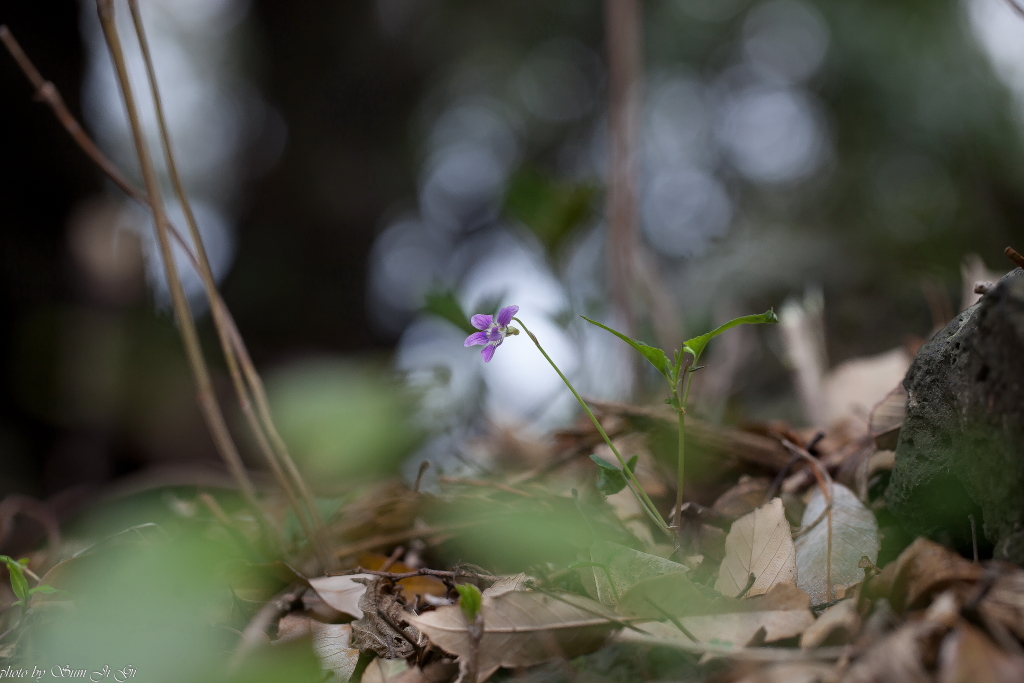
[887,268,1024,556]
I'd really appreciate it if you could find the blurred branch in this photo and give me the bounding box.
[93,0,270,535]
[2,21,328,565]
[605,0,642,332]
[124,0,328,568]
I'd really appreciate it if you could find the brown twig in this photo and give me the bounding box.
[123,0,327,567]
[94,0,265,529]
[2,22,328,558]
[605,0,642,333]
[331,566,497,582]
[1005,246,1024,269]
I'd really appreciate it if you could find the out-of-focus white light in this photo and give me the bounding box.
[718,85,826,184]
[419,143,508,231]
[642,167,732,258]
[742,0,830,84]
[368,218,450,333]
[645,76,717,169]
[967,0,1024,120]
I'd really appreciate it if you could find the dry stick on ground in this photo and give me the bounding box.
[0,26,326,557]
[93,0,268,531]
[123,0,328,566]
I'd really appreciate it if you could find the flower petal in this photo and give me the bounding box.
[481,344,497,363]
[496,305,519,328]
[470,314,493,330]
[464,331,488,347]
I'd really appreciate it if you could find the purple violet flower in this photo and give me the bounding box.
[464,305,519,363]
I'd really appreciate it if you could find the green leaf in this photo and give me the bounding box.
[504,169,596,255]
[580,317,670,379]
[683,309,779,362]
[423,290,476,335]
[456,583,482,622]
[1,556,29,602]
[28,584,58,595]
[590,454,639,496]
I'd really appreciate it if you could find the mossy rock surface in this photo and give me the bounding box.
[888,268,1024,563]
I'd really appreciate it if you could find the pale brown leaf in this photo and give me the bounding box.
[795,483,879,604]
[716,498,797,598]
[799,599,859,648]
[938,621,1024,683]
[310,622,361,682]
[482,573,529,598]
[308,574,373,618]
[617,584,814,648]
[406,591,617,671]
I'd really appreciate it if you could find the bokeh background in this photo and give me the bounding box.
[3,0,1024,519]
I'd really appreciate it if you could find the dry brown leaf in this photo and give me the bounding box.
[359,553,447,601]
[275,613,313,643]
[482,573,529,597]
[712,476,773,520]
[937,621,1024,683]
[795,483,879,604]
[311,622,361,682]
[406,590,617,672]
[863,538,982,614]
[385,661,460,683]
[716,498,797,598]
[979,570,1024,642]
[308,574,374,618]
[823,347,911,427]
[799,599,860,648]
[731,662,838,683]
[618,584,814,648]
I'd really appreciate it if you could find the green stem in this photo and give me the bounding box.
[513,318,670,534]
[673,367,696,535]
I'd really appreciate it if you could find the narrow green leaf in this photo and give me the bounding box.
[28,584,58,595]
[683,309,779,361]
[1,556,29,602]
[456,583,482,622]
[591,454,639,496]
[580,316,670,379]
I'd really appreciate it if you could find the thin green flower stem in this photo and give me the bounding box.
[673,367,696,534]
[513,318,670,534]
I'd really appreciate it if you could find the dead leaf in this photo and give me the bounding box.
[795,482,879,604]
[869,384,906,450]
[937,621,1024,683]
[799,599,860,648]
[618,584,814,648]
[586,540,689,605]
[406,590,617,672]
[351,578,428,659]
[359,553,447,602]
[482,573,528,597]
[716,498,797,598]
[311,622,361,682]
[823,347,911,427]
[863,538,982,614]
[978,569,1024,642]
[731,662,839,683]
[276,613,313,643]
[386,661,460,683]
[308,574,374,618]
[711,476,773,520]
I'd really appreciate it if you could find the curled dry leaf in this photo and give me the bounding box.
[716,498,797,598]
[795,482,879,604]
[937,621,1024,683]
[406,590,618,672]
[274,615,361,682]
[308,573,374,618]
[799,599,860,649]
[864,537,982,614]
[617,583,814,648]
[482,572,529,598]
[585,540,689,605]
[711,476,773,521]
